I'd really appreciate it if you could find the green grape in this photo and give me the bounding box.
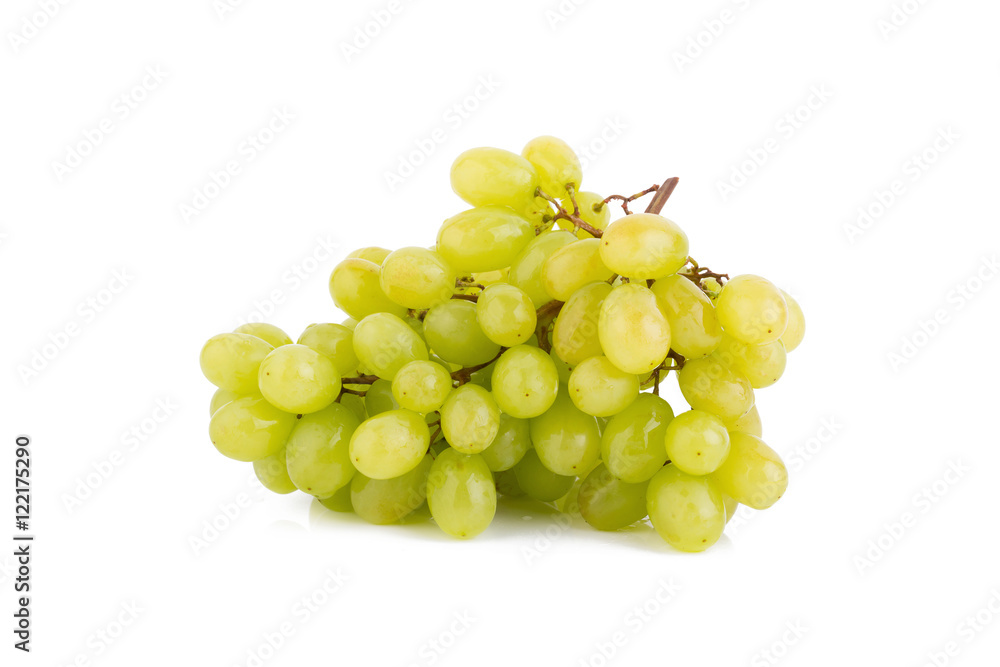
[479,413,531,471]
[476,283,537,347]
[601,393,674,483]
[451,147,540,209]
[318,484,353,513]
[567,356,639,417]
[557,478,583,514]
[715,334,787,389]
[521,135,582,197]
[491,346,559,418]
[676,353,755,422]
[353,312,429,380]
[209,395,295,462]
[518,195,555,229]
[437,206,535,273]
[512,448,575,502]
[391,360,453,413]
[471,267,510,287]
[253,447,297,494]
[340,392,367,423]
[468,359,497,391]
[297,323,359,376]
[379,247,455,309]
[552,281,611,366]
[710,432,787,510]
[779,290,806,352]
[209,387,239,417]
[647,466,726,552]
[650,274,723,359]
[349,409,430,479]
[578,463,648,531]
[329,258,408,320]
[423,300,500,367]
[701,278,723,300]
[494,468,526,497]
[530,389,600,476]
[258,344,341,414]
[599,213,689,279]
[341,317,358,330]
[541,238,614,302]
[725,404,762,437]
[550,349,573,385]
[364,379,399,416]
[200,333,274,394]
[234,322,293,348]
[598,283,671,375]
[715,274,788,345]
[509,230,577,307]
[664,410,731,476]
[440,384,501,454]
[558,191,610,239]
[347,246,392,264]
[350,453,433,525]
[723,495,739,524]
[426,448,496,538]
[286,403,360,498]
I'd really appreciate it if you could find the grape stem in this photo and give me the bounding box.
[450,348,505,385]
[603,183,659,215]
[339,387,367,397]
[644,177,680,215]
[451,293,479,302]
[340,374,380,385]
[534,299,565,353]
[455,278,484,290]
[678,257,729,290]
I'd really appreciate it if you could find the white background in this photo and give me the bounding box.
[3,0,999,665]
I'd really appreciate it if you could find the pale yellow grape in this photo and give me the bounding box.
[598,283,671,375]
[567,356,639,417]
[677,353,755,422]
[723,496,739,524]
[329,258,408,321]
[491,346,559,418]
[518,195,555,229]
[318,484,353,513]
[340,392,367,423]
[347,247,392,264]
[297,323,359,376]
[423,300,500,367]
[350,454,433,525]
[664,410,731,476]
[258,344,340,414]
[725,404,762,437]
[286,403,360,498]
[234,323,293,348]
[476,283,536,347]
[578,463,648,531]
[512,448,575,502]
[715,274,788,345]
[779,290,806,352]
[352,312,429,380]
[200,333,274,394]
[364,378,400,416]
[253,447,296,494]
[550,349,572,385]
[650,275,722,359]
[716,334,786,389]
[209,395,295,462]
[479,413,531,471]
[209,387,238,417]
[552,282,610,366]
[647,466,726,552]
[391,360,453,413]
[437,206,535,273]
[601,393,674,483]
[349,409,429,479]
[558,191,610,239]
[509,230,577,307]
[472,267,510,287]
[541,238,614,301]
[711,432,788,510]
[599,213,689,279]
[440,384,501,454]
[529,389,601,476]
[521,135,582,197]
[426,448,496,538]
[341,317,358,330]
[379,247,455,309]
[451,147,540,209]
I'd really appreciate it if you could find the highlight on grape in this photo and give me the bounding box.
[199,135,806,552]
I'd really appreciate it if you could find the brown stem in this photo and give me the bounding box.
[604,184,661,215]
[451,348,505,384]
[536,188,605,238]
[451,293,479,302]
[534,300,565,353]
[644,177,679,215]
[339,387,368,397]
[341,375,380,385]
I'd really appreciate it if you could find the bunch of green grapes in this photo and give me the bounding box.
[199,135,806,552]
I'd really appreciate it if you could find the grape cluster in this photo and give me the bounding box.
[200,136,805,552]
